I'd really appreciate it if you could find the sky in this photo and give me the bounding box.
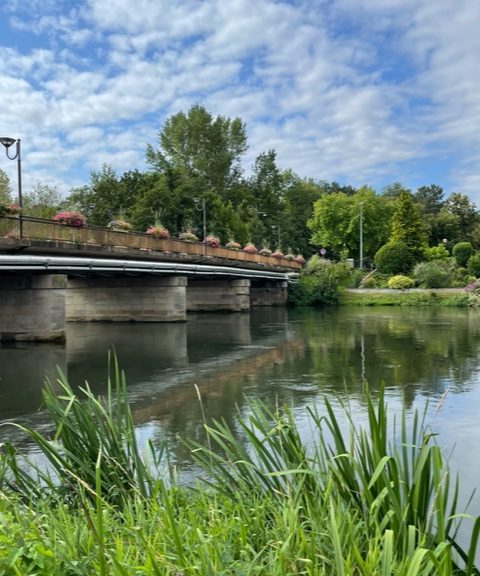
[1,0,479,203]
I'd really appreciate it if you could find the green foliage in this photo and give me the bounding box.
[1,357,156,506]
[1,365,480,574]
[390,191,428,261]
[374,241,415,274]
[288,256,351,307]
[308,187,392,261]
[453,241,474,266]
[0,168,13,203]
[413,260,455,288]
[424,244,449,260]
[341,290,470,307]
[467,253,480,277]
[361,275,378,288]
[23,183,63,218]
[146,104,247,197]
[387,275,414,289]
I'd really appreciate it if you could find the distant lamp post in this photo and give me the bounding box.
[0,137,23,238]
[271,225,281,250]
[359,202,364,269]
[193,197,207,255]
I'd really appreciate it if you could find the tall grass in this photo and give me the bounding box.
[0,363,479,574]
[0,354,159,506]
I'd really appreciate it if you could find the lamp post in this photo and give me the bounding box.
[193,197,207,255]
[359,202,364,269]
[271,225,281,250]
[0,137,22,239]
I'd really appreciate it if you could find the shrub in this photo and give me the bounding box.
[452,241,473,266]
[52,211,86,227]
[387,275,414,289]
[259,247,272,256]
[361,276,378,288]
[289,258,353,307]
[467,252,480,277]
[204,235,220,247]
[179,231,198,242]
[374,241,415,275]
[226,240,241,250]
[424,244,449,260]
[413,260,453,288]
[146,225,170,239]
[108,219,132,231]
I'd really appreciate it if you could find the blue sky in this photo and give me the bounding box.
[1,0,479,203]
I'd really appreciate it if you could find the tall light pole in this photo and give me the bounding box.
[271,225,281,250]
[0,137,22,238]
[359,202,364,269]
[193,197,207,255]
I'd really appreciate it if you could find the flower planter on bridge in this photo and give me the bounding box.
[0,216,301,270]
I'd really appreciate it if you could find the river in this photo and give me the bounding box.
[1,306,480,514]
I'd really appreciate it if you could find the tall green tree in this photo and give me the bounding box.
[390,191,427,261]
[0,169,13,203]
[146,105,247,198]
[281,171,322,256]
[23,183,63,218]
[308,192,353,257]
[308,188,392,261]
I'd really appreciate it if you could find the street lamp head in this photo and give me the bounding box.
[0,137,16,150]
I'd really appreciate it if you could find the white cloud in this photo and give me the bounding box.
[0,0,479,201]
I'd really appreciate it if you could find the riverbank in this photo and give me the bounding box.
[0,370,479,575]
[340,287,472,306]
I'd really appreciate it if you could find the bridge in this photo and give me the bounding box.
[0,216,300,342]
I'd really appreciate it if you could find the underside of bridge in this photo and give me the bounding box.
[0,272,289,341]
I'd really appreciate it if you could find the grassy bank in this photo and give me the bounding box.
[1,364,479,575]
[340,288,471,307]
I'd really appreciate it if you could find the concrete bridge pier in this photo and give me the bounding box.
[250,280,288,306]
[66,276,187,322]
[187,278,250,312]
[0,274,67,342]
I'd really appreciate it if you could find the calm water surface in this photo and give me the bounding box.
[1,306,480,512]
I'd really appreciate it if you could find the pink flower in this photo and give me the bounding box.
[53,211,86,227]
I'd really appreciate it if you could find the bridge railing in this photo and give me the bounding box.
[0,216,301,270]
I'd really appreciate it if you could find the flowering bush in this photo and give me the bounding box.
[179,231,198,242]
[108,219,132,232]
[146,225,170,239]
[204,235,220,247]
[259,247,272,256]
[272,250,284,259]
[294,254,306,265]
[0,203,22,217]
[226,240,241,250]
[52,211,86,227]
[243,243,258,254]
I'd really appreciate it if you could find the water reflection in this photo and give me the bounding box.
[1,307,480,467]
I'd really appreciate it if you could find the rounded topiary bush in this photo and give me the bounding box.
[361,276,378,289]
[452,242,473,267]
[374,241,415,275]
[387,275,414,289]
[413,261,453,288]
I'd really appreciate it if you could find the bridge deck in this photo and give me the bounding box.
[0,216,300,272]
